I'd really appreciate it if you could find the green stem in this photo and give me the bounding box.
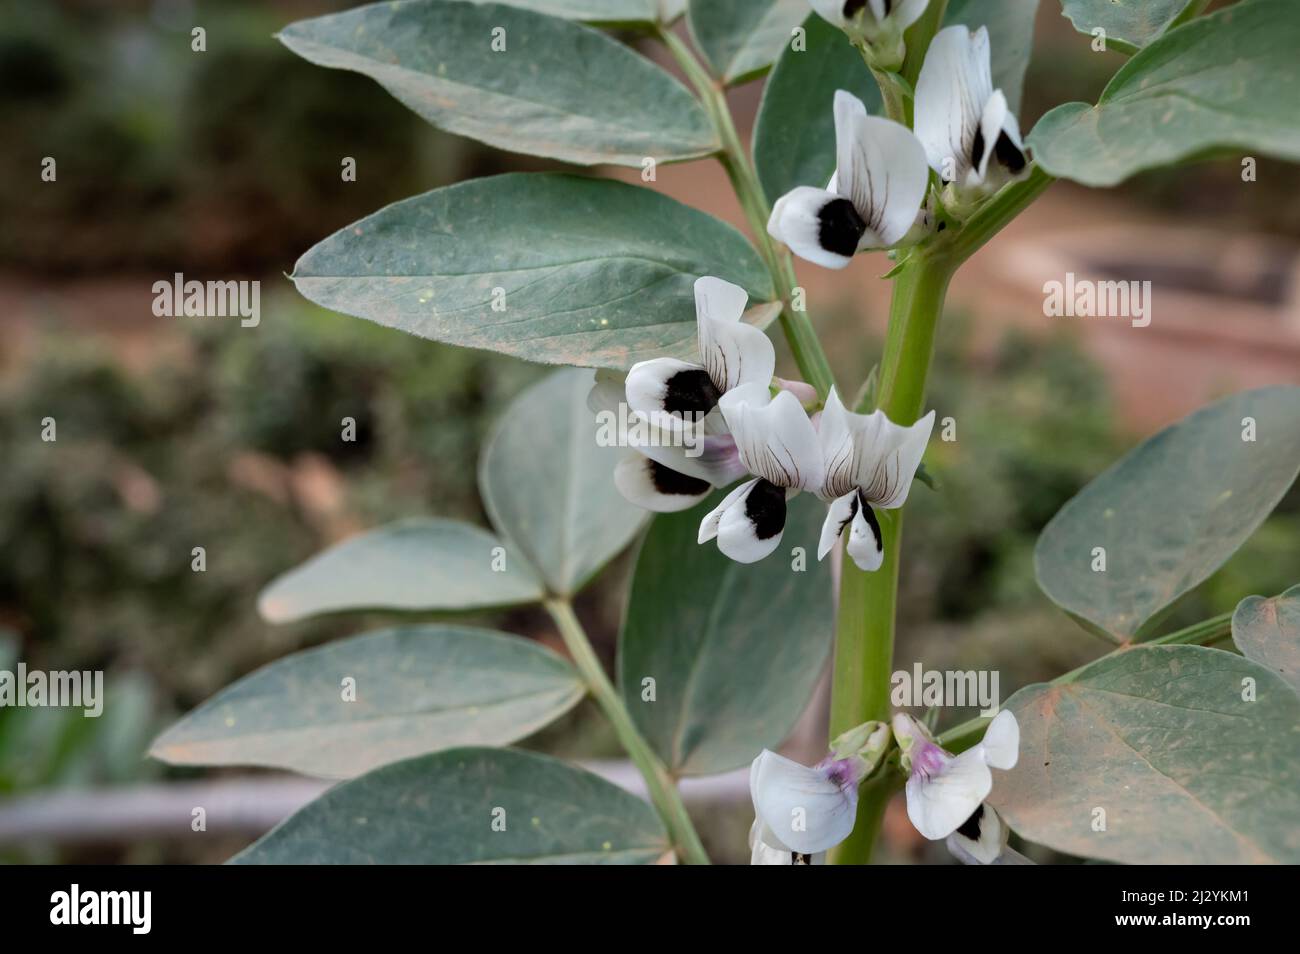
[829,251,957,865]
[900,0,948,89]
[544,598,710,865]
[657,26,836,399]
[934,611,1236,753]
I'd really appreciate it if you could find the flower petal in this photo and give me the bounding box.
[818,490,858,561]
[945,803,1009,865]
[625,357,718,432]
[720,384,825,492]
[893,0,931,30]
[694,277,775,394]
[717,478,788,563]
[751,750,858,855]
[905,746,993,840]
[845,496,885,571]
[977,709,1019,770]
[818,388,934,509]
[768,186,862,270]
[614,453,712,513]
[833,92,930,247]
[586,368,625,417]
[914,25,993,181]
[698,477,756,544]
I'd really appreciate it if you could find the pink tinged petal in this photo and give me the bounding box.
[751,749,859,855]
[719,384,825,492]
[614,453,712,514]
[695,278,775,395]
[773,376,818,405]
[978,709,1020,770]
[833,93,931,248]
[767,186,858,270]
[904,745,994,840]
[914,25,993,181]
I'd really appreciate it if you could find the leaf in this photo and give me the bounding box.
[619,493,835,775]
[278,0,717,167]
[150,626,583,778]
[944,0,1039,115]
[753,13,884,205]
[258,518,543,623]
[1233,584,1300,694]
[232,747,669,863]
[1028,0,1300,187]
[1057,0,1197,52]
[1035,386,1300,640]
[291,172,776,370]
[465,0,658,25]
[687,0,807,86]
[992,645,1300,864]
[481,369,647,596]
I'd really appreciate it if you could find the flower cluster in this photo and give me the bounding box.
[595,276,934,572]
[749,710,1023,865]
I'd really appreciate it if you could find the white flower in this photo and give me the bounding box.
[815,387,935,571]
[606,276,778,512]
[945,802,1032,864]
[811,0,930,55]
[767,90,930,270]
[914,25,1029,199]
[698,382,824,563]
[893,709,1019,841]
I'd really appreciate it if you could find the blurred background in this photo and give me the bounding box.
[1,0,1297,864]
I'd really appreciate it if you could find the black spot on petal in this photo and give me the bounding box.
[842,0,868,18]
[649,461,710,498]
[663,368,721,416]
[745,479,788,541]
[857,492,884,552]
[957,804,985,841]
[994,130,1027,174]
[817,198,867,259]
[970,126,986,173]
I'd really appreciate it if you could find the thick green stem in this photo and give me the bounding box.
[934,611,1236,753]
[657,26,836,399]
[544,598,710,865]
[829,252,956,864]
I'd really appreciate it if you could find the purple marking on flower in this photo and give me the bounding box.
[912,741,949,782]
[817,756,862,791]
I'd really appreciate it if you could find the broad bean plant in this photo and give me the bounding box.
[151,0,1300,864]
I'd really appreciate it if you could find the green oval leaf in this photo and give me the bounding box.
[232,747,669,863]
[1057,0,1197,52]
[619,493,834,775]
[278,0,717,166]
[291,172,776,370]
[150,626,583,778]
[687,0,806,86]
[1029,0,1300,187]
[753,13,883,205]
[467,0,657,24]
[257,518,543,623]
[1035,386,1300,640]
[993,645,1300,864]
[481,369,647,596]
[1234,584,1300,694]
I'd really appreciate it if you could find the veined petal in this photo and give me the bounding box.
[698,477,757,544]
[833,92,930,247]
[717,478,789,563]
[614,453,712,513]
[625,357,718,432]
[768,186,863,270]
[720,384,824,492]
[818,490,858,561]
[977,709,1020,770]
[751,750,858,856]
[905,745,994,840]
[694,277,775,394]
[819,388,934,509]
[914,25,993,181]
[845,497,885,571]
[946,803,1009,865]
